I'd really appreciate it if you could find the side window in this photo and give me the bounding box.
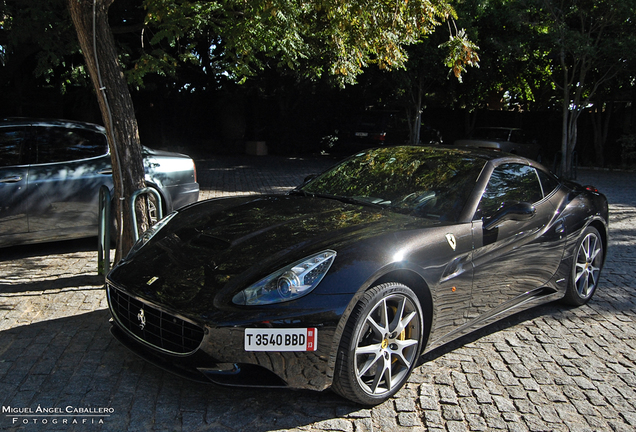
[536,168,560,196]
[34,127,108,164]
[477,163,543,218]
[0,128,25,167]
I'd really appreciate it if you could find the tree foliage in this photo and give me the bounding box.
[380,0,636,175]
[3,0,633,184]
[523,0,636,176]
[0,0,87,114]
[0,0,77,78]
[137,0,474,86]
[56,0,479,260]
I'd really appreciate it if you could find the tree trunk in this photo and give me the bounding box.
[590,101,610,168]
[67,0,148,262]
[560,98,569,177]
[560,51,570,178]
[464,110,476,138]
[408,80,423,146]
[559,51,584,179]
[567,110,579,177]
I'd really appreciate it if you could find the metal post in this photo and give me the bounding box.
[130,187,163,241]
[98,185,111,276]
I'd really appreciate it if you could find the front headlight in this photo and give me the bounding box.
[232,250,337,305]
[125,211,177,259]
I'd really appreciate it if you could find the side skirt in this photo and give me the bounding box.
[424,287,562,353]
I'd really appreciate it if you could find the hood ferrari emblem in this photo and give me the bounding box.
[445,233,457,251]
[137,308,147,330]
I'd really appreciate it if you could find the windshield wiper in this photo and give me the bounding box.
[288,189,312,197]
[337,196,386,208]
[295,191,384,209]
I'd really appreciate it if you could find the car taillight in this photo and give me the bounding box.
[584,185,598,193]
[193,161,197,183]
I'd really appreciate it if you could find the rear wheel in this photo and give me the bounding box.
[333,283,424,405]
[562,226,604,306]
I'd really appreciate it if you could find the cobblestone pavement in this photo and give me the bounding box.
[1,156,635,432]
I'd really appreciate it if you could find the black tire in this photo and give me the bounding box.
[562,226,604,306]
[332,283,424,405]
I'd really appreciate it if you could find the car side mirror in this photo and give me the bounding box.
[483,201,536,231]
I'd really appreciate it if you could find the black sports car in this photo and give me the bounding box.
[106,146,608,405]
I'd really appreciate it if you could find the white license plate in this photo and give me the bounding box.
[355,132,369,137]
[244,328,317,352]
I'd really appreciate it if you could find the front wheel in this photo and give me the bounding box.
[562,226,604,306]
[333,283,424,405]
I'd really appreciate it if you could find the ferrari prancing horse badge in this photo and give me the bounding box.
[445,233,457,251]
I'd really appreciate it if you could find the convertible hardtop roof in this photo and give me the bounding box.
[375,144,529,164]
[374,145,546,173]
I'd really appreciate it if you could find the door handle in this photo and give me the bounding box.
[98,169,113,175]
[0,175,23,183]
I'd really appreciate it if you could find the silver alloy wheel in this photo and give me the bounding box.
[574,231,603,298]
[148,197,159,225]
[353,292,421,396]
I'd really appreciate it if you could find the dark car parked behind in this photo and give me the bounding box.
[0,118,199,247]
[454,127,541,160]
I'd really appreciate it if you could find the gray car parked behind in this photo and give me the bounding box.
[0,118,199,247]
[454,127,541,161]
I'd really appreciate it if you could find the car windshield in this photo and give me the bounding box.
[299,146,486,221]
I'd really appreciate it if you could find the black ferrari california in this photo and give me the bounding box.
[106,146,608,405]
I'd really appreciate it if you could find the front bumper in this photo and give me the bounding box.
[106,284,336,391]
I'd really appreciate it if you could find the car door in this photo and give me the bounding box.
[26,125,112,235]
[469,163,566,319]
[0,127,29,240]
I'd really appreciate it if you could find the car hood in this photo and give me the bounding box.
[107,195,439,318]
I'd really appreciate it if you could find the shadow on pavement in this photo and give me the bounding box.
[0,309,356,432]
[1,278,632,431]
[0,275,104,295]
[0,237,98,262]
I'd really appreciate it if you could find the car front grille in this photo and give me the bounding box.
[107,285,204,355]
